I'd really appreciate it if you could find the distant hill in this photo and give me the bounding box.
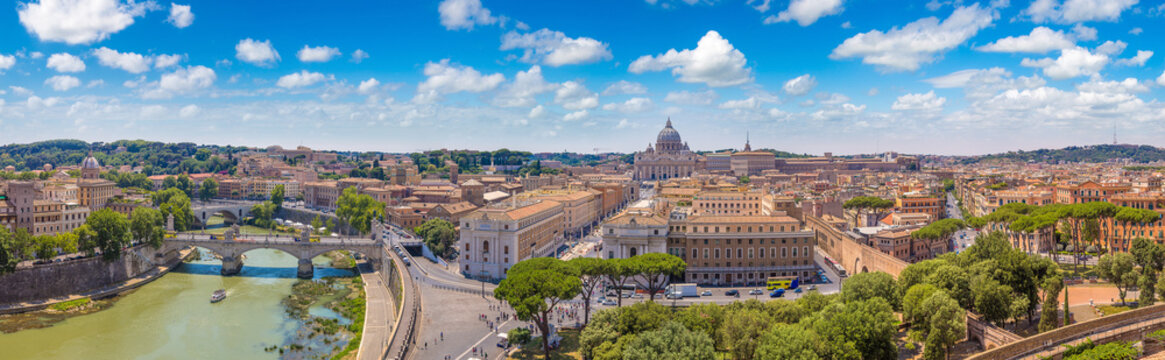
[962,144,1165,164]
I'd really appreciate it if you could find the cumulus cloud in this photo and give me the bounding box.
[892,91,946,111]
[1075,77,1149,94]
[235,38,280,66]
[830,4,996,72]
[297,45,341,63]
[976,27,1074,53]
[167,3,193,28]
[277,70,328,88]
[1024,0,1137,23]
[664,90,718,105]
[350,49,369,63]
[45,75,81,91]
[47,53,85,73]
[1071,24,1097,41]
[629,30,752,87]
[179,104,200,118]
[438,0,498,30]
[563,110,588,121]
[1158,71,1165,87]
[0,54,15,71]
[92,47,149,73]
[764,0,845,26]
[1021,46,1109,79]
[1115,50,1153,67]
[602,97,654,113]
[358,78,380,94]
[554,81,599,110]
[154,54,182,69]
[142,65,216,99]
[500,29,612,67]
[414,59,504,102]
[18,0,152,44]
[601,81,647,96]
[783,74,817,96]
[492,65,559,108]
[528,105,546,119]
[926,67,1046,100]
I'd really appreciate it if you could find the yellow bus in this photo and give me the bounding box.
[766,276,799,290]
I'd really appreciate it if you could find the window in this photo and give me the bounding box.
[465,243,470,251]
[504,246,509,255]
[781,248,787,258]
[737,248,743,258]
[704,249,710,259]
[804,246,809,257]
[725,248,732,259]
[693,248,699,259]
[748,248,754,258]
[714,249,720,259]
[792,247,797,257]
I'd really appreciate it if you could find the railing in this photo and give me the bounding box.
[968,304,1165,360]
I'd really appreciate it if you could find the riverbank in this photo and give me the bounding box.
[0,247,192,317]
[272,275,366,360]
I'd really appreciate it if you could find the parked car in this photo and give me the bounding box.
[769,289,785,298]
[725,289,740,297]
[808,285,817,291]
[602,298,617,306]
[748,289,763,295]
[701,290,713,296]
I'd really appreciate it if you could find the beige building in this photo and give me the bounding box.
[77,155,115,210]
[730,141,776,177]
[692,190,763,216]
[634,119,698,180]
[669,214,816,286]
[601,209,669,259]
[524,189,601,238]
[459,199,564,280]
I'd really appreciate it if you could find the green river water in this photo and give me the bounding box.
[0,248,356,360]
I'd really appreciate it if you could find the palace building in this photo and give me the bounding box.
[633,119,698,181]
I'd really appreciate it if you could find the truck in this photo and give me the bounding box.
[664,283,698,298]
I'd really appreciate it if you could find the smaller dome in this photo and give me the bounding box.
[82,156,101,169]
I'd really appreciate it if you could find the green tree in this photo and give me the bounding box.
[971,276,1013,327]
[130,207,165,248]
[494,258,581,360]
[311,215,323,233]
[720,307,773,360]
[842,271,901,309]
[1097,252,1138,305]
[623,321,715,360]
[598,258,635,307]
[569,257,606,327]
[270,184,285,209]
[925,265,972,309]
[0,227,22,273]
[922,291,965,360]
[335,187,384,235]
[414,218,457,258]
[842,196,895,228]
[1039,276,1064,332]
[1130,237,1164,306]
[902,283,939,328]
[175,174,195,198]
[154,188,193,231]
[86,208,131,262]
[249,201,277,229]
[627,253,687,301]
[199,178,218,202]
[162,175,177,190]
[805,297,897,360]
[755,323,824,360]
[325,218,337,234]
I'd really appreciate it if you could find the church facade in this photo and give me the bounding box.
[633,119,699,180]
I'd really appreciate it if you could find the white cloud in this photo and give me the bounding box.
[764,0,845,26]
[492,65,559,108]
[975,27,1074,53]
[1129,27,1143,35]
[563,110,588,121]
[1075,77,1149,94]
[47,53,85,73]
[528,105,546,119]
[629,30,752,87]
[1024,0,1137,23]
[297,45,341,63]
[167,3,193,28]
[1021,46,1109,79]
[719,96,777,110]
[276,70,328,88]
[143,65,215,98]
[749,0,772,12]
[351,49,369,63]
[1158,71,1165,87]
[414,59,505,102]
[602,97,654,113]
[892,91,946,111]
[92,47,149,73]
[1071,24,1097,41]
[45,75,80,91]
[438,0,498,30]
[1115,50,1153,67]
[179,104,200,118]
[830,4,996,72]
[500,29,613,66]
[554,81,598,110]
[0,54,15,71]
[783,74,817,96]
[816,92,850,105]
[358,78,380,94]
[925,67,1046,100]
[154,54,182,69]
[17,0,151,44]
[601,80,647,96]
[1095,40,1126,56]
[235,38,280,66]
[664,90,718,105]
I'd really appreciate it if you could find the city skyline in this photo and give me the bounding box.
[0,0,1164,155]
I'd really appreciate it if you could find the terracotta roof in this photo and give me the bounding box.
[605,211,666,226]
[687,215,799,224]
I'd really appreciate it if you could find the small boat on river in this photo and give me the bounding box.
[210,289,226,303]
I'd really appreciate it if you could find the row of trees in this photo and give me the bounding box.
[1095,236,1165,306]
[335,187,384,235]
[0,139,244,175]
[842,196,895,227]
[152,188,194,232]
[0,207,169,275]
[493,254,687,359]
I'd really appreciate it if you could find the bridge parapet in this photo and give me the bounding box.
[159,235,383,278]
[968,304,1165,360]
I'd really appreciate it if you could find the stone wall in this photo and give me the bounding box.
[0,245,155,305]
[966,312,1023,350]
[968,304,1165,360]
[805,213,908,278]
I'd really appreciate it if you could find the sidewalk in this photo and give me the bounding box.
[357,265,395,360]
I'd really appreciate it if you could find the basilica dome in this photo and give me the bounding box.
[81,156,101,169]
[656,119,682,145]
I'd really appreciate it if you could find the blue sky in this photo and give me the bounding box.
[0,0,1163,155]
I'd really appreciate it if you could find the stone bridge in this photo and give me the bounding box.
[968,304,1165,360]
[158,233,383,278]
[191,200,258,226]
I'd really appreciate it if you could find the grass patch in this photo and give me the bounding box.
[508,328,582,360]
[1096,305,1132,316]
[49,298,91,312]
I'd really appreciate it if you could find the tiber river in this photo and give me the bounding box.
[0,248,357,359]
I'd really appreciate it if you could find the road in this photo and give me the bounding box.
[947,192,978,252]
[356,261,393,360]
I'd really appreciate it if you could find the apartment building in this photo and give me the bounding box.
[459,199,564,280]
[667,214,816,286]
